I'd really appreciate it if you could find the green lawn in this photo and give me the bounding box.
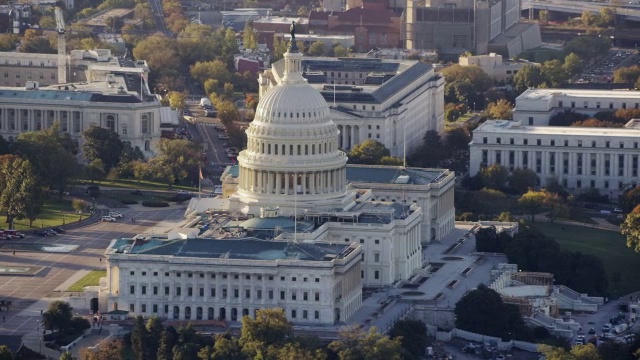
[74,178,196,191]
[533,222,640,296]
[11,199,91,231]
[67,270,107,292]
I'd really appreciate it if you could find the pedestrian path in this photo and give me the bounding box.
[54,270,90,292]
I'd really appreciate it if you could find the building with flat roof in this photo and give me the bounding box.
[405,0,541,56]
[514,88,640,126]
[470,120,640,198]
[0,49,169,158]
[259,57,444,157]
[103,237,362,324]
[458,53,539,83]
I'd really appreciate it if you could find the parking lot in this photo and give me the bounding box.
[0,206,186,337]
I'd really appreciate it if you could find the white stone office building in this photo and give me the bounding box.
[513,88,640,126]
[258,57,445,157]
[458,53,539,83]
[0,50,166,157]
[104,238,362,324]
[470,120,640,198]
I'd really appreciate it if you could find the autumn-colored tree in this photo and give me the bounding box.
[486,99,513,120]
[621,205,640,252]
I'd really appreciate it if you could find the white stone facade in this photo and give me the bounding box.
[513,88,640,126]
[105,240,363,325]
[458,53,539,83]
[258,57,445,157]
[470,120,640,198]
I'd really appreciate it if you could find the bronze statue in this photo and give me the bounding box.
[290,21,296,42]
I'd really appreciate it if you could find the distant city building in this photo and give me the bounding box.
[458,53,539,83]
[469,120,640,199]
[366,48,439,62]
[0,49,169,158]
[278,34,355,51]
[514,88,640,126]
[259,57,445,157]
[308,1,403,52]
[81,8,135,30]
[104,237,363,324]
[405,0,541,56]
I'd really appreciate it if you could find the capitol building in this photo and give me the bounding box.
[102,44,454,325]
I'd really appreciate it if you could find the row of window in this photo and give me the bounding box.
[3,72,56,80]
[248,141,333,156]
[482,136,640,149]
[129,304,322,321]
[557,100,640,110]
[129,285,322,302]
[1,60,54,66]
[127,270,321,283]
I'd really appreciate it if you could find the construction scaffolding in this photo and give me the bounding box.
[511,272,554,287]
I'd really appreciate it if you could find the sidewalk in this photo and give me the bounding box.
[519,213,620,231]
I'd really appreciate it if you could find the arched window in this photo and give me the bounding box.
[173,306,180,319]
[297,145,301,155]
[262,143,265,154]
[106,114,115,132]
[208,307,214,320]
[274,144,278,154]
[185,306,191,320]
[305,145,308,155]
[268,144,271,154]
[312,144,315,155]
[282,144,285,155]
[290,145,293,155]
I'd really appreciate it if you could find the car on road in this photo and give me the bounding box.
[218,134,230,140]
[602,323,612,333]
[52,228,66,234]
[588,327,596,335]
[44,229,57,236]
[101,216,117,222]
[109,212,123,218]
[35,230,49,237]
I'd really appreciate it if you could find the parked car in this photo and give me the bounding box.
[35,230,49,237]
[101,216,117,222]
[4,230,25,239]
[109,211,123,218]
[602,323,612,333]
[177,190,192,195]
[588,327,596,335]
[45,229,57,236]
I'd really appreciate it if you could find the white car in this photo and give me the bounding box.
[109,212,123,218]
[101,216,116,222]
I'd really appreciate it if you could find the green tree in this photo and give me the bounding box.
[272,36,288,61]
[388,319,430,359]
[518,189,556,221]
[190,60,233,85]
[0,34,18,51]
[409,130,449,167]
[538,9,549,23]
[333,44,349,57]
[42,301,73,332]
[455,284,525,339]
[242,21,257,50]
[471,188,509,216]
[479,164,509,190]
[278,342,327,360]
[512,64,546,94]
[131,316,148,360]
[308,41,326,56]
[223,82,234,98]
[72,198,87,213]
[147,138,202,187]
[441,64,493,105]
[0,135,10,155]
[564,36,611,63]
[542,59,569,87]
[59,352,73,360]
[380,156,404,166]
[240,308,292,358]
[82,126,124,172]
[329,326,404,360]
[486,99,513,120]
[0,345,13,360]
[599,7,615,26]
[145,316,164,357]
[613,65,640,83]
[539,343,602,360]
[621,186,640,213]
[216,100,240,127]
[0,155,41,229]
[444,126,471,156]
[14,123,78,198]
[621,205,640,252]
[508,168,538,194]
[563,53,584,76]
[348,140,391,165]
[132,36,180,77]
[84,159,106,183]
[211,333,245,360]
[581,10,593,26]
[157,328,177,360]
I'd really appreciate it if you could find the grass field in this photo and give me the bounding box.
[67,270,107,292]
[12,199,91,231]
[76,179,196,191]
[533,222,640,296]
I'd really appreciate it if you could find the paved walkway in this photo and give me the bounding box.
[520,213,620,231]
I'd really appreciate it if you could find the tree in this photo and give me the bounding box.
[59,352,73,360]
[564,36,611,63]
[409,130,448,167]
[14,124,78,198]
[190,60,233,85]
[599,7,615,26]
[145,316,164,357]
[388,319,430,359]
[272,36,288,61]
[166,91,188,110]
[441,64,493,105]
[82,126,124,172]
[475,226,514,252]
[380,156,403,166]
[277,342,327,360]
[621,205,640,252]
[0,34,18,51]
[308,41,326,56]
[621,186,640,213]
[79,339,124,360]
[508,168,538,194]
[498,211,516,222]
[131,316,148,360]
[542,59,569,87]
[0,155,41,229]
[486,99,513,120]
[329,326,404,360]
[0,346,13,360]
[581,10,593,26]
[147,139,201,187]
[132,36,180,77]
[512,64,546,94]
[563,53,584,76]
[455,284,525,339]
[518,189,559,221]
[42,301,73,331]
[539,344,602,360]
[85,159,106,183]
[348,140,391,165]
[333,44,349,57]
[0,135,9,155]
[211,333,244,360]
[242,21,257,50]
[223,82,234,98]
[572,119,623,128]
[479,164,509,190]
[538,9,549,23]
[471,188,509,216]
[444,127,471,157]
[157,328,177,360]
[613,65,640,83]
[240,308,292,358]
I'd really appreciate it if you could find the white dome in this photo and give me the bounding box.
[254,83,331,125]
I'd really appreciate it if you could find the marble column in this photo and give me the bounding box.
[285,172,290,195]
[275,172,282,195]
[342,126,348,150]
